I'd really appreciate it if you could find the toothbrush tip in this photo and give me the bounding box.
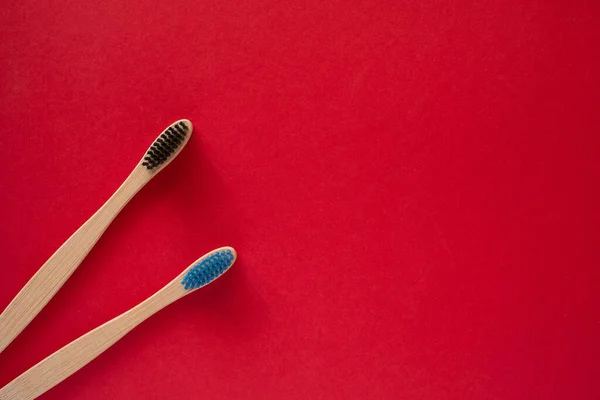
[226,247,237,262]
[180,119,193,132]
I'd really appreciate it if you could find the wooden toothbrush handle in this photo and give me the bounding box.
[0,167,149,354]
[0,282,184,400]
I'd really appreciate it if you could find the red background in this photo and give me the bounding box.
[1,1,599,399]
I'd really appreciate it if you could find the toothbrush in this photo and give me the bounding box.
[0,247,237,400]
[0,120,193,353]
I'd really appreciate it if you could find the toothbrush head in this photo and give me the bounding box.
[142,119,192,170]
[181,247,237,290]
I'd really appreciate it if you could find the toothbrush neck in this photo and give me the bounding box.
[117,283,185,333]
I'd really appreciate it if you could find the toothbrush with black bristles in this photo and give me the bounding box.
[0,119,193,353]
[0,247,237,400]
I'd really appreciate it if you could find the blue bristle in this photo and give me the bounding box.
[181,250,234,290]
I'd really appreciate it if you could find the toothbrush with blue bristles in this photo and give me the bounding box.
[0,247,237,400]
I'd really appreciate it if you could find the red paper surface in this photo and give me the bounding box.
[1,1,599,399]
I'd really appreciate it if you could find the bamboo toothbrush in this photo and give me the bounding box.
[0,120,193,353]
[0,247,237,400]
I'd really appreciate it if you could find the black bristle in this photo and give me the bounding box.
[171,126,186,136]
[153,143,169,155]
[165,134,182,146]
[142,122,188,170]
[161,138,176,148]
[167,130,183,140]
[167,127,181,139]
[156,138,174,151]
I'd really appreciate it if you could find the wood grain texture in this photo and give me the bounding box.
[0,247,235,400]
[0,279,184,400]
[0,120,192,354]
